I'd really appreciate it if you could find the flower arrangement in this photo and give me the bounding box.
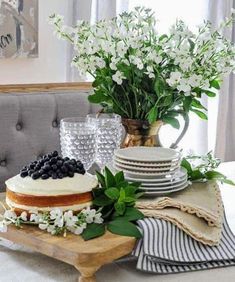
[0,168,144,240]
[50,7,235,128]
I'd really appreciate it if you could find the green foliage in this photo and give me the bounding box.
[181,151,235,185]
[90,167,144,240]
[82,223,106,241]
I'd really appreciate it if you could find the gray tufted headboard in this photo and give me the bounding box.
[0,83,97,190]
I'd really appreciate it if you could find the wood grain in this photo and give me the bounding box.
[0,193,136,282]
[0,82,93,93]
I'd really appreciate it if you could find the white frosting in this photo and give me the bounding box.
[5,173,98,196]
[6,197,92,212]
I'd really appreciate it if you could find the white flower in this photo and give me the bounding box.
[112,71,125,85]
[188,74,203,87]
[116,41,127,57]
[39,223,49,230]
[179,58,193,71]
[0,221,7,232]
[47,224,56,235]
[131,57,144,70]
[30,213,42,223]
[4,210,17,221]
[74,226,85,235]
[166,71,182,86]
[94,213,104,224]
[50,208,63,220]
[64,210,77,227]
[20,211,27,221]
[145,66,155,79]
[177,79,191,93]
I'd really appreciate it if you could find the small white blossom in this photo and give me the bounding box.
[50,208,63,220]
[64,210,77,227]
[0,221,7,232]
[94,213,104,224]
[166,72,182,86]
[20,211,27,221]
[4,210,17,221]
[177,79,191,93]
[112,71,125,85]
[39,223,49,230]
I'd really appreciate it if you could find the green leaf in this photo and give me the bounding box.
[82,223,105,241]
[147,105,158,123]
[105,187,120,200]
[104,167,116,187]
[115,171,125,184]
[154,79,163,95]
[96,171,106,188]
[88,91,107,104]
[114,202,126,215]
[205,170,227,180]
[93,195,114,206]
[124,185,138,197]
[107,220,142,238]
[190,170,205,180]
[191,99,207,110]
[161,95,173,107]
[181,158,192,173]
[162,116,180,129]
[119,187,126,201]
[203,90,217,97]
[210,80,220,90]
[124,196,136,203]
[191,109,208,120]
[183,96,192,112]
[222,179,235,186]
[123,207,145,221]
[92,187,105,198]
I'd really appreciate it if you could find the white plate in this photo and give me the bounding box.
[139,176,188,187]
[114,156,181,167]
[143,183,189,196]
[114,147,181,162]
[113,160,179,172]
[140,179,188,190]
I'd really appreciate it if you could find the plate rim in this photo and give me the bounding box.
[143,183,189,195]
[138,176,188,187]
[114,147,181,162]
[140,179,188,190]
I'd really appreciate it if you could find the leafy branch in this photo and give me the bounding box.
[181,151,235,185]
[82,167,144,240]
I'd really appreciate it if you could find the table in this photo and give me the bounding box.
[0,162,235,282]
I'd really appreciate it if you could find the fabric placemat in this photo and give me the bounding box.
[133,215,235,273]
[136,181,223,227]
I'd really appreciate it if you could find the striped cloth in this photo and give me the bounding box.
[132,216,235,273]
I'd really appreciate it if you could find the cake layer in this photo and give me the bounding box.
[6,189,93,207]
[6,197,92,212]
[5,173,98,196]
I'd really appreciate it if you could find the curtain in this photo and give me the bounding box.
[66,0,128,81]
[208,0,235,161]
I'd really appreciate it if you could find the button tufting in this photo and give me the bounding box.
[16,123,22,131]
[52,120,58,128]
[0,160,6,167]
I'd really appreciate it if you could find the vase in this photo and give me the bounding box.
[121,118,163,148]
[121,117,189,149]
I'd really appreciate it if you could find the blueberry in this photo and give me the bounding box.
[58,173,63,179]
[48,170,53,176]
[52,151,58,157]
[35,164,41,171]
[41,174,49,180]
[61,166,68,173]
[28,170,35,176]
[52,173,58,179]
[56,160,63,167]
[29,164,35,169]
[68,165,75,172]
[43,164,50,172]
[63,157,69,162]
[70,159,76,165]
[51,164,57,171]
[68,171,74,177]
[20,171,28,178]
[49,157,57,165]
[32,172,40,180]
[80,169,86,175]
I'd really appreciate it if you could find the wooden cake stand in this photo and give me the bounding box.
[0,193,136,282]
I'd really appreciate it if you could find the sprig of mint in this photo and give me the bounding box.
[81,167,144,240]
[181,151,235,185]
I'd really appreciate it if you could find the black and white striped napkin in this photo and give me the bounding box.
[132,216,235,273]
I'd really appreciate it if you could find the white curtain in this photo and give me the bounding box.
[208,0,235,161]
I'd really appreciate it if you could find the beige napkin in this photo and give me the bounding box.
[136,181,224,246]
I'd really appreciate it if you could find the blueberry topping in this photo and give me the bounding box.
[41,174,49,180]
[19,152,85,180]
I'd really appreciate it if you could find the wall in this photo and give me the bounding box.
[0,0,68,84]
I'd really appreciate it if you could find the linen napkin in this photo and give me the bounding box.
[133,216,235,273]
[136,181,223,227]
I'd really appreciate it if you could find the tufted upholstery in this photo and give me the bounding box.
[0,89,98,190]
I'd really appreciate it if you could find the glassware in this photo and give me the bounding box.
[60,117,96,170]
[86,113,122,168]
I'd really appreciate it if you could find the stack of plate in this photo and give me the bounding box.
[113,147,188,196]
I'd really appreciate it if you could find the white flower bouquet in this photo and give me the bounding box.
[50,7,235,128]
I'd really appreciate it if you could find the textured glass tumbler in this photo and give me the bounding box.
[86,114,122,168]
[60,117,96,170]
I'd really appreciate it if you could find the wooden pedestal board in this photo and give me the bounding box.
[0,193,136,282]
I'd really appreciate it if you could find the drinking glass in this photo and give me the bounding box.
[86,113,122,169]
[60,117,96,170]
